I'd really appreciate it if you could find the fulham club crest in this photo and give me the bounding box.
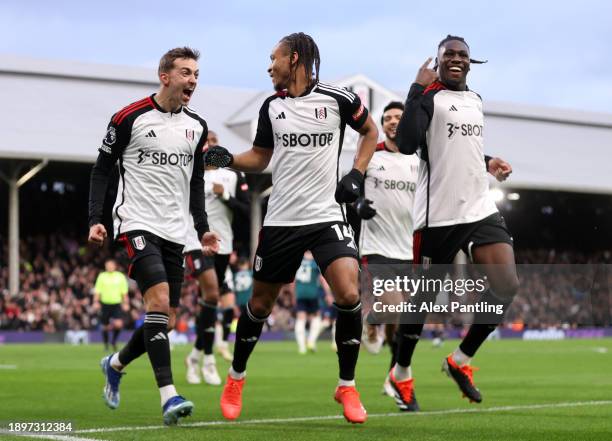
[132,235,146,251]
[254,255,263,272]
[185,129,195,141]
[315,107,327,119]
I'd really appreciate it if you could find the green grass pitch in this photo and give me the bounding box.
[1,338,611,440]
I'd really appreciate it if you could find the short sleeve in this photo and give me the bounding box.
[338,91,369,131]
[253,97,275,148]
[98,116,131,160]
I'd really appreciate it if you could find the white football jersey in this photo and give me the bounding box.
[185,168,242,254]
[97,96,208,245]
[400,82,498,230]
[253,82,369,227]
[359,143,419,260]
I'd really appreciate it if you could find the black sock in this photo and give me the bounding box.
[195,302,217,355]
[222,307,234,342]
[395,289,431,368]
[395,323,424,368]
[112,329,120,346]
[118,326,146,366]
[334,302,362,381]
[102,330,109,347]
[460,289,511,357]
[143,312,173,388]
[459,324,497,357]
[389,335,398,372]
[231,303,266,373]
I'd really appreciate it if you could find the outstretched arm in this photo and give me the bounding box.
[232,146,274,173]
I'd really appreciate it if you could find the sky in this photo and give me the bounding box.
[2,0,611,113]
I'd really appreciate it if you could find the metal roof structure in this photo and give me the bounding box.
[1,54,612,193]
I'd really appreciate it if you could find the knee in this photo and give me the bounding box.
[249,294,274,317]
[204,290,219,304]
[145,291,170,315]
[494,275,520,302]
[334,289,360,307]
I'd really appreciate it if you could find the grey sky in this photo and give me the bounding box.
[2,0,610,113]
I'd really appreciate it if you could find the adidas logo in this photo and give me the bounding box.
[145,129,157,137]
[352,183,358,190]
[240,336,258,343]
[449,105,458,112]
[341,338,361,346]
[149,332,167,342]
[275,112,286,120]
[378,165,385,171]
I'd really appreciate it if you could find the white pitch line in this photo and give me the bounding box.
[0,430,107,441]
[73,400,612,434]
[0,364,18,369]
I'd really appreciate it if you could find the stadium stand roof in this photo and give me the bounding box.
[1,54,612,193]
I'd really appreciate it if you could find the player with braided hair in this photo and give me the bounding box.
[209,32,378,424]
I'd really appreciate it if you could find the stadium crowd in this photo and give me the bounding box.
[0,235,610,332]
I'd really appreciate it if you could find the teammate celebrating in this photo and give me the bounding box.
[205,32,378,424]
[355,101,419,410]
[184,131,250,384]
[88,47,219,425]
[393,35,519,406]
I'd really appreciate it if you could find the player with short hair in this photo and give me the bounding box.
[393,35,519,406]
[184,131,250,385]
[93,258,130,352]
[205,32,378,423]
[354,101,420,410]
[88,47,219,425]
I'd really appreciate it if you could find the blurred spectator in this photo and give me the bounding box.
[0,234,610,332]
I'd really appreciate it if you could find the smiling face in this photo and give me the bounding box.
[382,107,403,141]
[268,43,294,92]
[159,57,199,106]
[437,39,470,90]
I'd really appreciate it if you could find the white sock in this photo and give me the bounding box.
[307,316,322,347]
[229,366,245,380]
[215,323,224,348]
[189,347,202,362]
[203,354,216,365]
[110,352,124,371]
[338,379,356,387]
[393,363,412,381]
[160,384,178,406]
[452,348,471,366]
[295,318,306,352]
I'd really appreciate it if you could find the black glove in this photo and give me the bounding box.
[204,145,234,168]
[335,168,364,203]
[354,197,376,219]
